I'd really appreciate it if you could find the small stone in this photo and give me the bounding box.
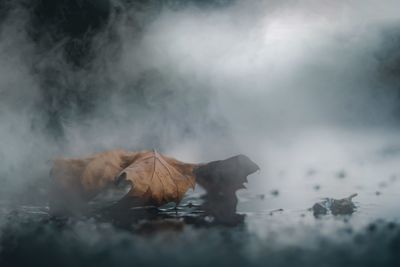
[336,170,347,179]
[270,190,279,197]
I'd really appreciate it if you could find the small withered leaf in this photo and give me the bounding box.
[116,150,197,205]
[51,149,198,209]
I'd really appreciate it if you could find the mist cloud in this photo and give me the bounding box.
[1,0,400,202]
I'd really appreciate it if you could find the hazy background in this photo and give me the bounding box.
[1,0,400,209]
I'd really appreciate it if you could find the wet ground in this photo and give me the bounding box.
[1,129,400,266]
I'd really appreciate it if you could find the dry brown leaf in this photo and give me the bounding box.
[79,149,139,193]
[50,149,198,209]
[50,149,259,218]
[117,150,197,205]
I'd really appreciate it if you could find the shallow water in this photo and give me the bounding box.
[1,129,400,266]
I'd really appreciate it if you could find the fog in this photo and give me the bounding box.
[1,0,400,210]
[3,2,400,267]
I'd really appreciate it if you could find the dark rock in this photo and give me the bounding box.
[336,170,347,179]
[270,190,279,197]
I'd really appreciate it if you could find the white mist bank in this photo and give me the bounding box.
[1,0,400,202]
